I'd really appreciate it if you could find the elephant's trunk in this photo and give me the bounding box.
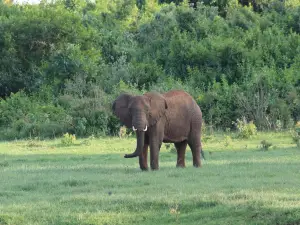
[124,131,145,158]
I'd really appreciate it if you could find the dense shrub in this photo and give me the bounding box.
[61,133,76,146]
[0,90,72,139]
[234,117,257,139]
[0,0,300,139]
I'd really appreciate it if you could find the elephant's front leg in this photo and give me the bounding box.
[149,143,160,170]
[139,144,149,171]
[148,122,164,170]
[149,136,163,170]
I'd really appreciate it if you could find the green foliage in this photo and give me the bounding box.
[118,125,133,138]
[234,117,257,139]
[223,135,233,147]
[275,120,282,132]
[61,132,76,146]
[0,1,102,96]
[0,90,72,140]
[58,81,121,137]
[197,77,239,129]
[0,0,300,139]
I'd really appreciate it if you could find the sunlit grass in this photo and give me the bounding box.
[0,132,300,224]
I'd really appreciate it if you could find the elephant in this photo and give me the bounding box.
[112,90,203,171]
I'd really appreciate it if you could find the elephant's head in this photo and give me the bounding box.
[112,92,168,158]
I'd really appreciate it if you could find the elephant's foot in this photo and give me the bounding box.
[150,153,159,170]
[139,153,148,171]
[193,162,201,168]
[176,158,186,168]
[150,161,159,170]
[193,153,201,168]
[176,163,186,168]
[151,167,159,171]
[140,166,149,171]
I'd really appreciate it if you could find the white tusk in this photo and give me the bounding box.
[143,126,147,131]
[132,126,137,131]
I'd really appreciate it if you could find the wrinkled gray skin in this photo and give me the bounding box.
[112,90,203,170]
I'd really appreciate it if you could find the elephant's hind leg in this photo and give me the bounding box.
[139,144,149,171]
[175,141,187,168]
[188,136,202,168]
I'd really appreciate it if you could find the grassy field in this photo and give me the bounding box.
[0,132,300,225]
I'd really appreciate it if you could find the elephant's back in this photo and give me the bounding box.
[163,90,201,139]
[163,90,200,111]
[163,90,193,99]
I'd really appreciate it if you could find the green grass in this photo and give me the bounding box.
[0,132,300,225]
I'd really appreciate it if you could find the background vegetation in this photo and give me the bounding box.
[0,0,300,139]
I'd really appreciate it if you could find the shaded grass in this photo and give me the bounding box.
[0,132,300,224]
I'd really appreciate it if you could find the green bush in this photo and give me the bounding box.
[233,117,257,139]
[223,135,233,147]
[61,133,76,146]
[0,91,72,139]
[118,126,133,138]
[58,80,123,137]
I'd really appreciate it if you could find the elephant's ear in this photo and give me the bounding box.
[145,92,168,126]
[112,94,132,127]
